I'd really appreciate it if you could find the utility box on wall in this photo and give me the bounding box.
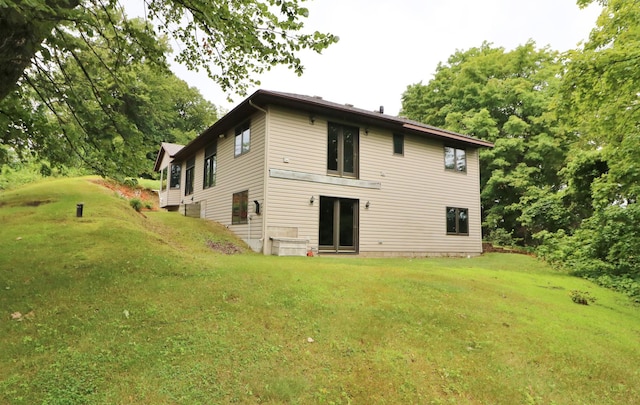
[181,202,201,218]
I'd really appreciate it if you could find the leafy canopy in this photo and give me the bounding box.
[0,0,338,101]
[0,0,337,178]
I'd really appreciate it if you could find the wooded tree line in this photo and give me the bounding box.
[401,0,640,298]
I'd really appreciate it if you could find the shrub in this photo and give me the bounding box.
[589,275,640,303]
[123,178,138,187]
[487,228,516,247]
[570,290,596,305]
[129,198,143,212]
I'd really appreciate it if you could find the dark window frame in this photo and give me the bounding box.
[232,190,249,224]
[203,143,217,189]
[393,133,404,155]
[327,122,359,178]
[170,163,181,189]
[444,146,467,172]
[185,157,195,196]
[234,121,251,157]
[446,207,469,235]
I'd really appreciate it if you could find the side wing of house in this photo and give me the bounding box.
[263,105,483,256]
[155,144,184,209]
[173,111,267,252]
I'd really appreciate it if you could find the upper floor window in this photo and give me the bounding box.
[185,157,195,196]
[170,164,181,189]
[234,121,251,157]
[444,146,466,172]
[446,207,469,235]
[393,134,404,155]
[203,143,217,189]
[327,122,359,178]
[232,190,248,224]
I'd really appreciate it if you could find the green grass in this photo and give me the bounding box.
[1,177,639,404]
[136,178,160,191]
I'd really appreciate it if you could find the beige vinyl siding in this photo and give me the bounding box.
[267,106,326,174]
[358,128,482,255]
[157,152,182,207]
[265,107,334,252]
[265,106,482,256]
[191,111,266,250]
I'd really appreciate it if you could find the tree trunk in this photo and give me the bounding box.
[0,0,80,101]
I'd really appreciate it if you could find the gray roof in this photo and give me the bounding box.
[153,142,184,171]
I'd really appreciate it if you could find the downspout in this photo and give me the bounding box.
[249,99,269,254]
[249,99,267,114]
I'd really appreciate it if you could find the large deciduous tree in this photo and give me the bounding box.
[563,0,640,205]
[0,0,338,100]
[538,0,640,287]
[0,7,217,178]
[401,42,569,245]
[0,0,336,178]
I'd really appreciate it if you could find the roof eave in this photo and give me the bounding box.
[173,89,494,161]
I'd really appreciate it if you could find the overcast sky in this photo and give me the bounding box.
[130,0,602,116]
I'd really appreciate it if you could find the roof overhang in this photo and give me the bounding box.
[173,89,493,161]
[153,142,184,172]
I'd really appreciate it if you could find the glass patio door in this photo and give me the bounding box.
[319,196,359,253]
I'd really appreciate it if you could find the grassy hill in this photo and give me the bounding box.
[1,177,639,404]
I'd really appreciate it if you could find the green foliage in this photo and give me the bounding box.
[589,275,640,303]
[0,154,88,190]
[123,178,138,188]
[531,0,640,300]
[145,0,338,96]
[0,9,218,180]
[535,203,640,301]
[486,228,517,247]
[570,290,597,305]
[0,0,337,99]
[561,0,640,206]
[1,0,335,179]
[560,149,609,226]
[129,197,143,212]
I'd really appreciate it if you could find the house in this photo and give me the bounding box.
[154,89,493,256]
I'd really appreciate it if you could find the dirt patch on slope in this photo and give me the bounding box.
[91,179,158,210]
[207,240,245,255]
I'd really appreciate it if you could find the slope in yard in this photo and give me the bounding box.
[1,177,639,404]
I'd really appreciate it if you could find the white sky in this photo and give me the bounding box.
[128,0,602,116]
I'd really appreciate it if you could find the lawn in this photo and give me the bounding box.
[1,177,639,404]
